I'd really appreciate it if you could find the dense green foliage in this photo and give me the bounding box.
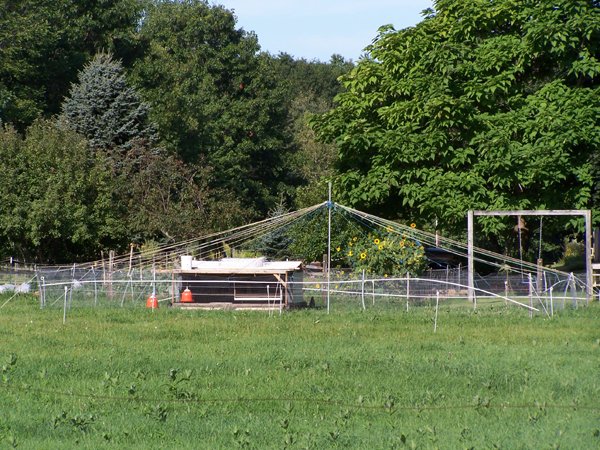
[0,121,120,261]
[132,1,290,215]
[0,0,350,262]
[0,298,599,448]
[0,0,145,129]
[4,0,596,265]
[313,0,600,237]
[273,206,427,275]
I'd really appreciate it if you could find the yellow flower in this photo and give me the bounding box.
[316,284,321,289]
[348,242,353,247]
[336,246,341,252]
[374,238,380,245]
[384,274,388,278]
[347,250,353,257]
[399,241,405,248]
[360,252,367,260]
[410,223,417,228]
[353,236,358,241]
[378,245,384,250]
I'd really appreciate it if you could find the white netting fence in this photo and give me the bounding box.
[0,265,587,323]
[0,202,593,321]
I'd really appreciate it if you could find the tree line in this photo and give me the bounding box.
[1,0,598,265]
[0,0,351,262]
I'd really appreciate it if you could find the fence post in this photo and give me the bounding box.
[372,280,375,306]
[40,275,46,308]
[434,291,440,333]
[570,272,577,309]
[361,269,366,311]
[406,272,410,312]
[528,273,533,318]
[93,267,98,306]
[63,286,68,324]
[69,279,73,310]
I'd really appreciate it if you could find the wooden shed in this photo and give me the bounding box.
[172,257,304,309]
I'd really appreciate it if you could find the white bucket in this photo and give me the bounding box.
[181,255,193,270]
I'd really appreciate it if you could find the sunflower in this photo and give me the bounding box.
[378,245,384,250]
[336,246,341,252]
[410,223,416,228]
[353,236,358,241]
[386,226,393,232]
[373,238,380,245]
[399,241,405,248]
[347,250,353,257]
[360,252,367,260]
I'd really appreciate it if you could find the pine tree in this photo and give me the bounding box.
[61,52,155,151]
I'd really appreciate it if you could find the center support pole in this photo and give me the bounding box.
[467,210,475,305]
[327,182,332,314]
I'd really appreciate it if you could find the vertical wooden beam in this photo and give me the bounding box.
[585,209,593,303]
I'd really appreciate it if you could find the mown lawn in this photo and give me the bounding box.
[0,295,599,449]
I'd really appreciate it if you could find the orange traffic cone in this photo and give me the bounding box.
[181,288,193,303]
[146,293,158,309]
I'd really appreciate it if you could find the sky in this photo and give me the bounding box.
[210,0,434,62]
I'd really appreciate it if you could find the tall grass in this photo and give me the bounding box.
[1,295,599,448]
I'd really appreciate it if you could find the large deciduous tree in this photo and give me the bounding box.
[132,0,291,217]
[0,0,145,129]
[313,0,600,235]
[0,120,123,262]
[271,54,354,208]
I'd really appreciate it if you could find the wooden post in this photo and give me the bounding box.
[101,250,106,287]
[108,250,114,299]
[536,259,543,294]
[128,243,134,276]
[585,210,592,304]
[528,274,533,318]
[93,267,98,306]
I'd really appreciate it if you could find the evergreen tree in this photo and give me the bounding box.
[61,52,156,151]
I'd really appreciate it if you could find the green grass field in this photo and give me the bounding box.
[0,295,599,449]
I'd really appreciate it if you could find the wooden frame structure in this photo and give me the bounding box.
[467,210,592,304]
[171,257,304,308]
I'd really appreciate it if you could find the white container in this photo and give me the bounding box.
[181,255,193,270]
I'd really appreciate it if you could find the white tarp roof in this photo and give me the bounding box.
[179,257,302,274]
